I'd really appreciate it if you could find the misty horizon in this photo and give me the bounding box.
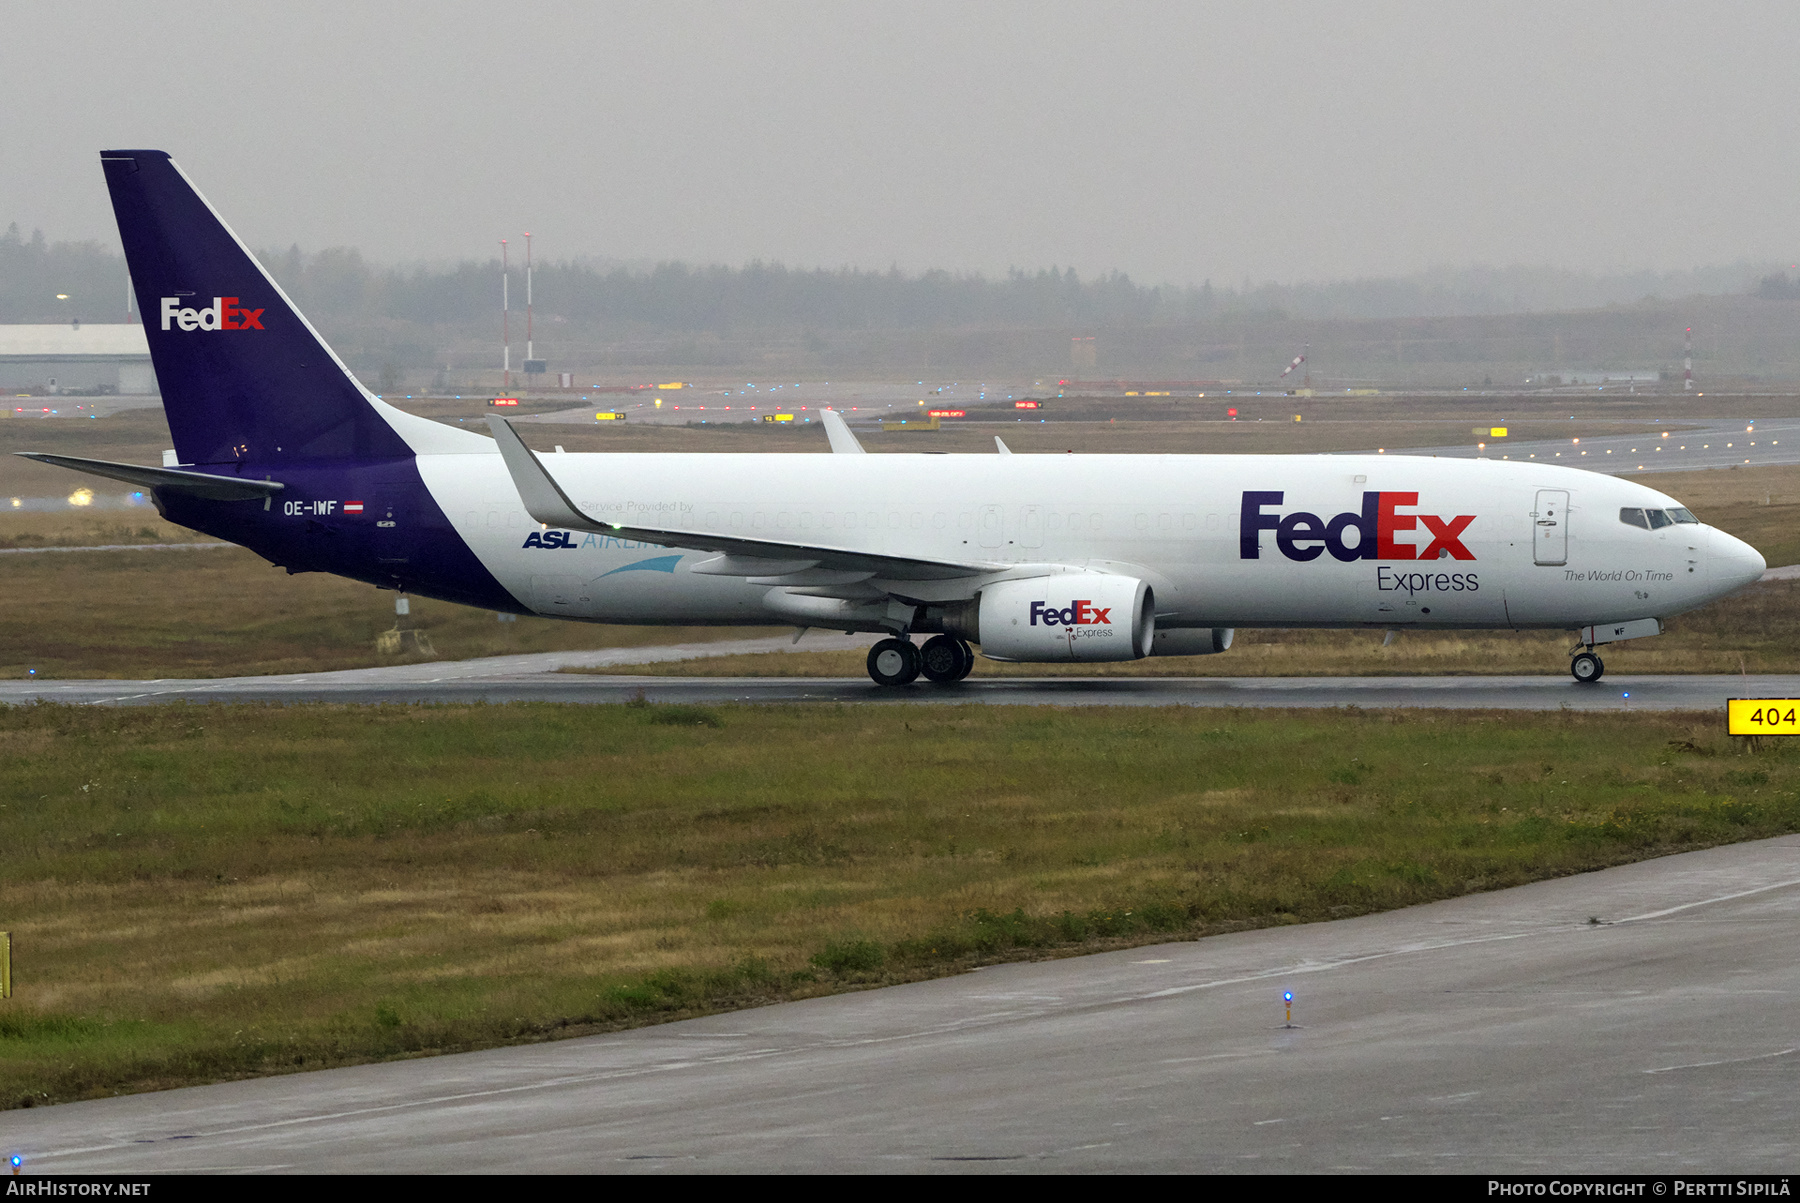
[3,220,1793,329]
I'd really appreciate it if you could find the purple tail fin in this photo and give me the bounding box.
[101,150,413,466]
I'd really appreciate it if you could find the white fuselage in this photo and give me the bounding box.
[420,450,1765,632]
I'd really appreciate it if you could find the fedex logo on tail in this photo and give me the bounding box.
[1241,491,1476,562]
[1030,599,1111,626]
[160,296,265,332]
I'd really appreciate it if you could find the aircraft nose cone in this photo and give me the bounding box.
[1714,529,1766,590]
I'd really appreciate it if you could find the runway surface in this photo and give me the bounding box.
[4,668,1795,711]
[10,834,1798,1174]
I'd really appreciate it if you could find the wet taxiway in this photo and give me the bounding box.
[3,669,1793,711]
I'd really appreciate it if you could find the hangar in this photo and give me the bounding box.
[0,322,157,397]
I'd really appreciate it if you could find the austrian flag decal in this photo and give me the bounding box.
[344,501,364,514]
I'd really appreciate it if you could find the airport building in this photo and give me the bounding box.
[1525,369,1661,387]
[0,323,157,396]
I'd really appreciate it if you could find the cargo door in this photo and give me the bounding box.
[1532,489,1568,566]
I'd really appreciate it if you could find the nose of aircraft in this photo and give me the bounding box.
[1712,528,1766,591]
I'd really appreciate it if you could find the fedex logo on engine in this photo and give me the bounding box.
[160,296,265,332]
[1030,599,1112,626]
[1240,491,1475,562]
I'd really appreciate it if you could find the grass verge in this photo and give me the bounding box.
[2,701,1797,1106]
[0,545,778,679]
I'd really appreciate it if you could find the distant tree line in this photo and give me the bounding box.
[1756,272,1800,301]
[0,224,133,323]
[259,246,1213,333]
[244,249,1799,331]
[0,219,1785,330]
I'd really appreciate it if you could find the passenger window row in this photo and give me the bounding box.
[1619,506,1698,529]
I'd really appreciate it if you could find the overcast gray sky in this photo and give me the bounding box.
[5,1,1796,285]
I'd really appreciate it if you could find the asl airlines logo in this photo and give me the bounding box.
[1241,491,1475,562]
[160,296,265,332]
[1029,599,1112,627]
[522,530,579,549]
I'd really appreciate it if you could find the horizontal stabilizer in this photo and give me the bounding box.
[15,452,284,501]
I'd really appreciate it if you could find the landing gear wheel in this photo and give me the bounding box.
[1571,651,1604,684]
[867,637,921,686]
[919,635,974,683]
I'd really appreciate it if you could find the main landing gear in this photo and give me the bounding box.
[867,635,974,686]
[1570,648,1605,684]
[918,634,976,683]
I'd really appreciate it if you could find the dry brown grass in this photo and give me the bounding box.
[1,408,178,498]
[0,545,777,679]
[0,511,206,549]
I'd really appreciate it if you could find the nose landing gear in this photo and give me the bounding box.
[1571,649,1605,683]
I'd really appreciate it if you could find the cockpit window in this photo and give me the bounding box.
[1671,507,1699,524]
[1646,508,1674,529]
[1619,507,1650,529]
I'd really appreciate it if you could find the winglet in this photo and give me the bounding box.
[820,408,865,455]
[486,416,609,532]
[995,437,1012,457]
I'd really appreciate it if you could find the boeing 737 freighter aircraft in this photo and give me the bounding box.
[20,151,1768,686]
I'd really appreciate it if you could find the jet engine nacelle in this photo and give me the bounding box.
[977,575,1153,662]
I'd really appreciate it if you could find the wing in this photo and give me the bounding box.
[485,417,993,586]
